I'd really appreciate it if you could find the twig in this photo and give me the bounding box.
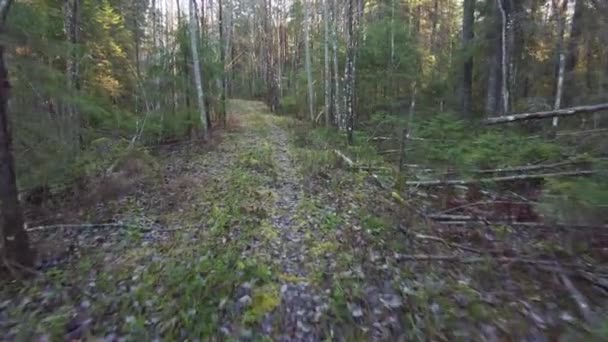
[406,170,595,187]
[435,220,608,230]
[438,201,538,214]
[26,223,127,232]
[559,273,594,322]
[397,254,585,269]
[412,233,483,254]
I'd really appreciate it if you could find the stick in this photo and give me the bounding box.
[26,223,127,232]
[471,159,601,175]
[333,149,356,168]
[412,233,483,254]
[397,254,586,268]
[483,103,608,125]
[435,220,608,230]
[559,273,594,322]
[406,170,595,187]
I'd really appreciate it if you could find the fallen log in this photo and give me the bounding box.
[333,149,356,168]
[483,103,608,125]
[396,254,584,268]
[472,159,601,175]
[435,220,608,230]
[406,170,595,187]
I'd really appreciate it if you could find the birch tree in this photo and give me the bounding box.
[345,0,356,144]
[323,0,330,126]
[219,0,226,126]
[0,0,34,268]
[331,0,341,128]
[496,0,510,114]
[553,0,577,130]
[189,0,208,134]
[460,0,474,117]
[303,0,314,122]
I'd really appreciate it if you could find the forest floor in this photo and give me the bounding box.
[1,100,606,340]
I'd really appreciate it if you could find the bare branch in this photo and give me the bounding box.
[406,170,595,187]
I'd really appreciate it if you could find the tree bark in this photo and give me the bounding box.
[553,0,577,131]
[460,0,475,117]
[63,0,80,146]
[219,0,226,126]
[496,0,510,114]
[323,0,330,126]
[345,0,356,144]
[0,0,34,268]
[304,0,315,121]
[485,0,502,116]
[563,0,584,106]
[331,0,341,128]
[189,0,208,135]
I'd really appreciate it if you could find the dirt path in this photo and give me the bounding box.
[262,120,329,341]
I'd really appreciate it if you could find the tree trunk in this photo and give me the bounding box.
[323,0,330,126]
[460,0,475,117]
[345,0,356,144]
[219,0,226,126]
[63,0,80,147]
[304,0,315,122]
[189,0,208,135]
[0,0,34,268]
[563,0,583,106]
[332,0,341,128]
[553,0,577,130]
[496,0,510,114]
[485,0,502,116]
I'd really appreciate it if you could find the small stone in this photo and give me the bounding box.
[380,294,402,309]
[80,300,91,309]
[350,304,364,318]
[297,320,311,332]
[238,295,252,306]
[560,311,575,322]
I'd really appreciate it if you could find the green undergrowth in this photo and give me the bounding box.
[3,118,284,339]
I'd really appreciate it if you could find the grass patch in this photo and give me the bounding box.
[243,284,281,324]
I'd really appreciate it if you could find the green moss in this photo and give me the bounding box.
[243,284,281,324]
[311,241,338,257]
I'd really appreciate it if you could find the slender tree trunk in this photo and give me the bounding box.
[345,0,356,144]
[304,0,315,122]
[563,0,583,106]
[460,0,474,117]
[189,0,208,135]
[496,0,509,114]
[63,0,80,147]
[399,83,417,173]
[219,0,226,126]
[0,0,34,268]
[553,0,577,130]
[323,0,330,126]
[332,0,341,128]
[485,0,502,116]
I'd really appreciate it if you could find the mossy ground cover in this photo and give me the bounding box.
[2,100,607,340]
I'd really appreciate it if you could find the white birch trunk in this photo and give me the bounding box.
[323,0,330,126]
[189,0,208,133]
[304,0,315,122]
[496,0,510,114]
[553,0,577,129]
